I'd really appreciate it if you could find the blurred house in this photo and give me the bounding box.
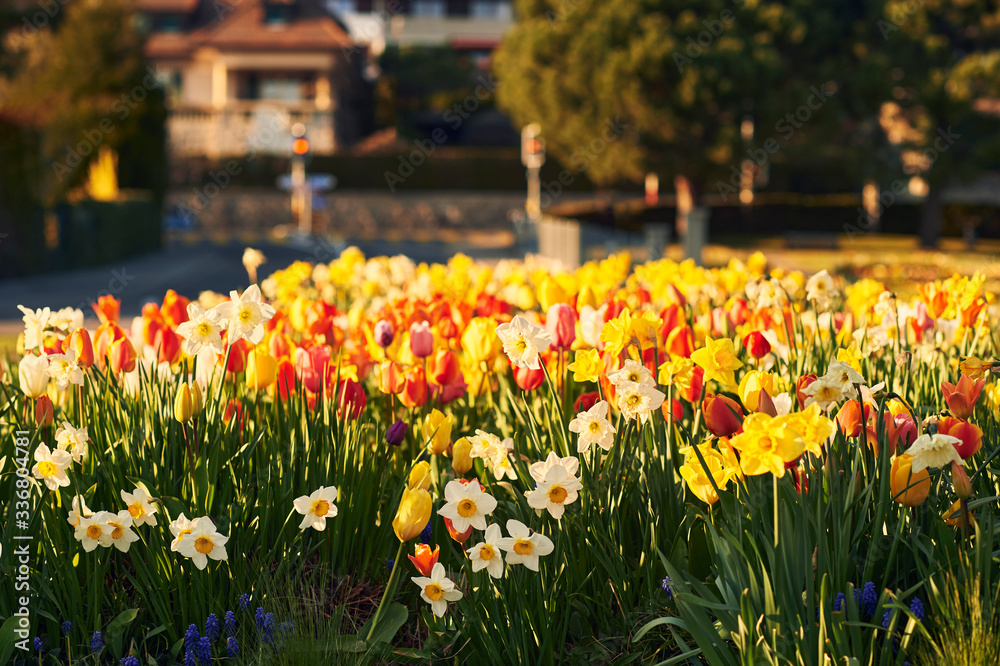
[138,0,371,158]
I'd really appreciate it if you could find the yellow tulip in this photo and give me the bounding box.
[246,349,277,390]
[451,437,473,475]
[890,454,930,507]
[577,284,598,310]
[462,317,502,365]
[392,488,432,542]
[738,371,776,412]
[190,381,204,416]
[408,461,432,490]
[679,446,733,505]
[422,409,453,455]
[174,383,193,423]
[538,276,567,311]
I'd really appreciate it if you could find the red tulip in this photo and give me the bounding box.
[742,331,771,359]
[702,394,744,437]
[399,366,428,408]
[35,395,54,427]
[575,391,600,412]
[154,326,181,365]
[937,416,983,459]
[160,289,190,328]
[795,374,818,410]
[66,328,95,368]
[941,374,985,420]
[107,336,137,374]
[546,303,576,350]
[429,349,460,387]
[513,364,544,391]
[835,400,872,438]
[666,325,694,358]
[661,397,684,423]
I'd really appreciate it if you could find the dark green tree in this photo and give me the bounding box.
[879,0,1000,247]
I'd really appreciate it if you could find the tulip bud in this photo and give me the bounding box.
[67,328,95,368]
[337,379,366,419]
[374,319,395,348]
[661,397,684,423]
[702,394,744,437]
[513,364,545,391]
[378,360,405,395]
[154,326,181,366]
[952,461,972,499]
[451,437,473,475]
[795,374,818,410]
[574,391,600,413]
[835,400,871,438]
[576,284,598,310]
[385,420,408,447]
[422,409,452,455]
[890,454,930,506]
[742,331,771,359]
[190,381,204,416]
[91,294,120,324]
[407,543,440,576]
[175,383,193,423]
[34,395,54,427]
[665,325,695,358]
[409,321,434,358]
[246,348,277,390]
[538,276,567,312]
[408,461,431,490]
[546,303,576,350]
[107,336,137,374]
[160,289,190,328]
[393,488,432,542]
[269,358,296,401]
[443,516,474,544]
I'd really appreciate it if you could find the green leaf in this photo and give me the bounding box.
[0,615,27,666]
[359,602,409,645]
[106,608,140,659]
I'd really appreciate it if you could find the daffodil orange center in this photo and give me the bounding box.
[37,461,56,477]
[424,583,444,601]
[548,485,568,504]
[111,524,123,539]
[86,524,102,539]
[513,539,533,556]
[128,504,143,519]
[457,499,476,517]
[195,536,214,554]
[479,545,495,561]
[311,500,330,516]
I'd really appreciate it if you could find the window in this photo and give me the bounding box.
[411,1,445,17]
[470,0,511,19]
[330,0,356,14]
[264,4,291,24]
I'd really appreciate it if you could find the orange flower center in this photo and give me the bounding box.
[424,583,444,601]
[479,545,495,561]
[195,536,214,554]
[111,525,123,540]
[457,499,477,518]
[311,500,330,517]
[548,485,568,504]
[513,539,533,556]
[86,524,102,540]
[128,504,143,519]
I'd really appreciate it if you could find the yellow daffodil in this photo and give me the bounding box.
[567,349,603,383]
[690,336,743,390]
[728,413,805,477]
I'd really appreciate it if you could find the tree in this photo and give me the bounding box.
[879,0,1000,247]
[493,0,888,213]
[0,0,164,205]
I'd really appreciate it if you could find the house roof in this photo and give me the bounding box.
[143,0,354,59]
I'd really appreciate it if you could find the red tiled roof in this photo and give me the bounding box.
[143,0,353,58]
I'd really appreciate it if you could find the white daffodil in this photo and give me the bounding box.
[169,513,195,552]
[568,400,616,452]
[772,392,793,416]
[214,285,276,346]
[528,451,580,484]
[67,495,92,528]
[49,307,83,332]
[31,444,72,491]
[466,523,504,579]
[18,305,50,352]
[438,480,497,533]
[56,422,90,463]
[496,519,554,572]
[121,487,158,527]
[908,433,963,473]
[18,354,50,398]
[805,269,836,309]
[468,430,503,460]
[176,516,229,570]
[823,360,864,396]
[615,381,666,424]
[176,303,225,355]
[607,360,655,389]
[104,510,140,553]
[802,377,847,411]
[46,349,84,391]
[293,486,339,531]
[488,446,518,481]
[75,512,111,552]
[411,562,463,617]
[495,315,551,370]
[526,465,582,520]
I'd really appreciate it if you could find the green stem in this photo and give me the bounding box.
[365,540,406,642]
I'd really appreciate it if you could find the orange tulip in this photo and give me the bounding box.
[35,395,54,427]
[513,364,544,391]
[268,358,296,401]
[407,543,440,576]
[161,289,191,328]
[154,326,181,365]
[890,454,930,507]
[93,322,126,369]
[665,325,695,359]
[429,349,460,387]
[219,339,251,374]
[658,303,684,343]
[941,374,985,420]
[661,397,684,423]
[443,516,474,544]
[91,294,120,324]
[937,416,983,459]
[399,366,428,408]
[835,400,872,438]
[378,359,405,395]
[66,328,95,368]
[702,394,744,437]
[107,336,137,374]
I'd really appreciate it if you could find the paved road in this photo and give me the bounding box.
[0,235,521,321]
